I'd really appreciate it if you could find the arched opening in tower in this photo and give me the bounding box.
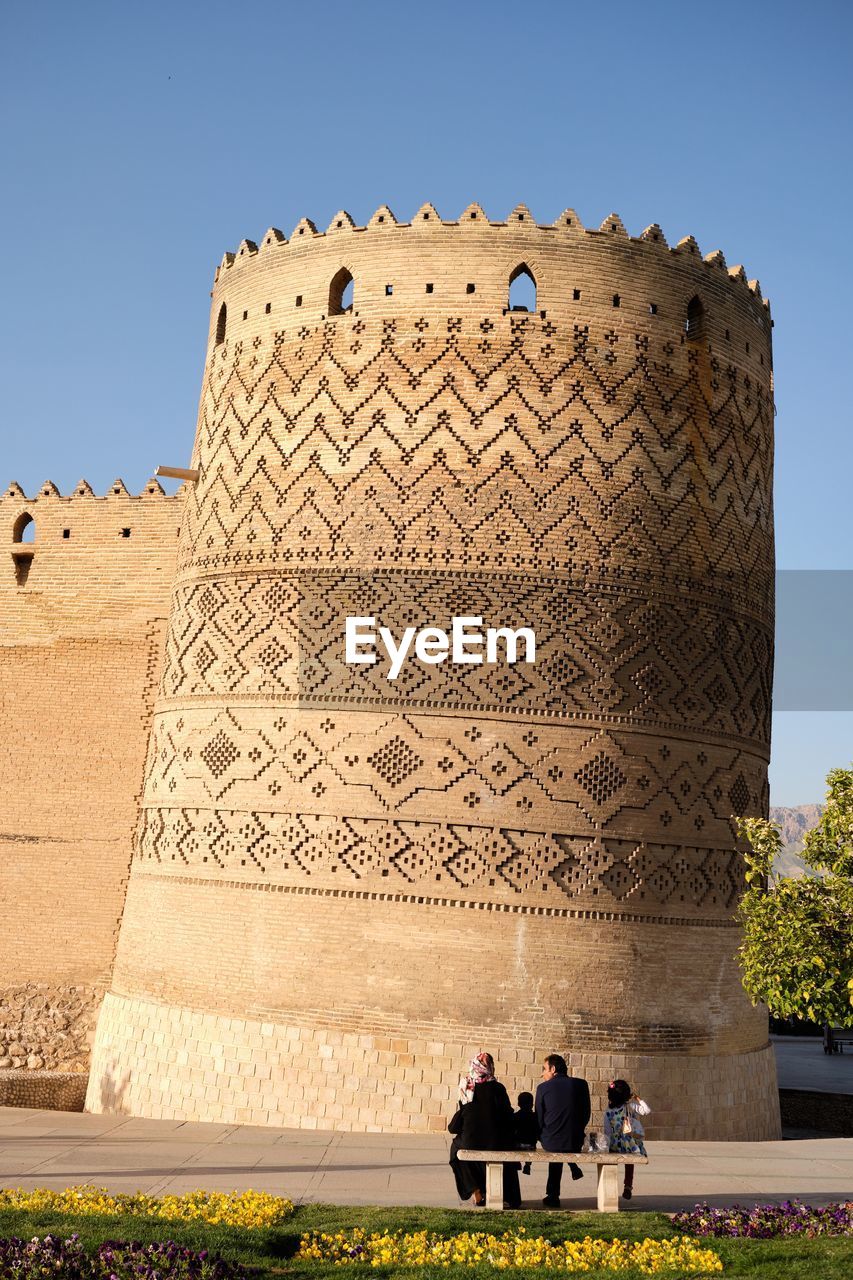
[215,303,227,346]
[329,268,354,316]
[508,264,536,313]
[12,512,35,586]
[13,512,35,543]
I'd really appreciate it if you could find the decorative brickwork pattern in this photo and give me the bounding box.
[136,700,767,922]
[137,810,749,918]
[160,573,772,742]
[78,206,777,1138]
[179,315,773,602]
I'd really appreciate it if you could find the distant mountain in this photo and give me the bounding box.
[768,804,824,876]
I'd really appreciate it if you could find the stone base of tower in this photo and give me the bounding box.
[86,992,780,1140]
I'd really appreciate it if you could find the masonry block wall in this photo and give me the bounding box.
[86,203,781,1140]
[0,479,181,1078]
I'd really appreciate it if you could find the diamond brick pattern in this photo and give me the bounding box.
[200,731,239,779]
[367,736,424,787]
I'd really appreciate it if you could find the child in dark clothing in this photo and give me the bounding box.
[514,1091,540,1175]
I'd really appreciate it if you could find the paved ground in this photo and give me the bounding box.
[0,1106,851,1212]
[772,1035,853,1093]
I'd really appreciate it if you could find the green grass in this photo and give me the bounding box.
[0,1202,850,1279]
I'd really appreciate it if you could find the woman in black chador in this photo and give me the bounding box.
[448,1052,521,1208]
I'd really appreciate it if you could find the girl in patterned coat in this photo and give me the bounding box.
[603,1078,650,1201]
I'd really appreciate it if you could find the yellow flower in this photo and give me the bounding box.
[295,1229,721,1274]
[0,1185,294,1230]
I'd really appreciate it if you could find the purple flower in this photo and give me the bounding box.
[672,1200,853,1238]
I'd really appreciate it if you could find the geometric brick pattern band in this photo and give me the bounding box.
[161,572,772,744]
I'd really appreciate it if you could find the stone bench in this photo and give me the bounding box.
[457,1149,649,1212]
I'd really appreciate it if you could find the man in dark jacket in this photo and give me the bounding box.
[534,1053,591,1206]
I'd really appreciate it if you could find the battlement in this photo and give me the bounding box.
[1,477,185,503]
[206,203,772,383]
[2,476,184,599]
[213,203,770,306]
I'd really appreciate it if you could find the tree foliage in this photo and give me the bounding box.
[736,767,853,1026]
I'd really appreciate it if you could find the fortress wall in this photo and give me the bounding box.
[0,482,182,1073]
[90,208,779,1138]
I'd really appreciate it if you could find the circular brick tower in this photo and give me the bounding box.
[88,203,780,1139]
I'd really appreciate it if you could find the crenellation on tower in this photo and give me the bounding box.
[367,203,399,228]
[324,212,354,235]
[412,201,442,226]
[598,212,628,236]
[205,209,772,422]
[640,222,665,245]
[211,204,771,319]
[261,226,286,247]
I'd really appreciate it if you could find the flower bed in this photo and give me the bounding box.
[0,1234,245,1280]
[297,1228,723,1273]
[672,1200,853,1238]
[0,1186,293,1230]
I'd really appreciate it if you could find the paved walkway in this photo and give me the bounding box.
[0,1107,851,1212]
[772,1035,853,1093]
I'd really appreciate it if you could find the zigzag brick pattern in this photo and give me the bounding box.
[87,207,780,1139]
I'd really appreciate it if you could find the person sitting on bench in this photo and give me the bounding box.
[535,1053,591,1208]
[448,1051,520,1208]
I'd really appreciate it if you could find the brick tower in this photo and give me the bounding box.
[88,203,780,1139]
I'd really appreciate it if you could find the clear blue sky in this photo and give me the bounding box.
[1,0,851,806]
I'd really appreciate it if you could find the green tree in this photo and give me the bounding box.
[736,767,853,1026]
